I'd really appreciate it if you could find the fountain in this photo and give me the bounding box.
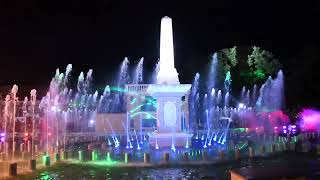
[0,16,302,178]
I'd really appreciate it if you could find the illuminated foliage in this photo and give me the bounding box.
[247,46,281,79]
[217,46,238,73]
[215,46,281,89]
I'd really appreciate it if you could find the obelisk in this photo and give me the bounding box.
[156,16,180,84]
[148,16,192,148]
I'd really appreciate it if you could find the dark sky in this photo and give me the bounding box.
[0,0,319,107]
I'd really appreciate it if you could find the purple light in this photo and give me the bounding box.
[300,109,320,131]
[1,137,4,142]
[283,126,287,129]
[0,133,5,137]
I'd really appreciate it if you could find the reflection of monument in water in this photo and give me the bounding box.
[147,16,192,148]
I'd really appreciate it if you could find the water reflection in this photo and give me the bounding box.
[20,154,314,180]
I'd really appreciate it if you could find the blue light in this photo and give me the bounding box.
[171,145,176,152]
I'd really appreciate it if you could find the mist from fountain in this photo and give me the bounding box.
[256,70,284,112]
[189,73,200,130]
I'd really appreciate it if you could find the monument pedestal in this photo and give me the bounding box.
[147,84,192,148]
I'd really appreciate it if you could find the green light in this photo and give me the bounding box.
[39,171,52,180]
[225,71,231,81]
[129,104,143,113]
[130,112,156,119]
[78,151,84,161]
[106,152,111,162]
[254,69,265,79]
[238,143,247,150]
[130,98,137,104]
[92,151,98,161]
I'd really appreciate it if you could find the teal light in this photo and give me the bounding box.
[130,112,156,119]
[130,98,137,105]
[129,104,144,113]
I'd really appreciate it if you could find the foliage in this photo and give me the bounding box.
[217,46,237,73]
[215,46,281,89]
[247,46,281,80]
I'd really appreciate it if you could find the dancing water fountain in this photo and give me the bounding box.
[0,16,296,178]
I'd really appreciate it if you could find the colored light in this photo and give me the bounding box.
[90,119,94,124]
[51,106,57,112]
[238,103,245,109]
[0,133,5,137]
[299,109,320,131]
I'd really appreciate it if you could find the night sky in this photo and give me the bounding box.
[0,0,319,108]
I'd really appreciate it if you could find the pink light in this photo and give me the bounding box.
[299,109,320,132]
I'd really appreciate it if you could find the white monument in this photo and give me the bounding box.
[148,16,192,148]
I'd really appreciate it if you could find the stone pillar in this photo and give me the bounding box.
[20,143,24,152]
[21,151,26,160]
[29,159,36,171]
[9,163,17,176]
[27,141,31,153]
[67,150,73,160]
[124,153,131,163]
[235,148,241,160]
[144,153,150,163]
[163,152,169,163]
[55,153,60,162]
[44,155,50,166]
[248,147,254,158]
[91,150,98,161]
[219,150,225,160]
[270,144,276,154]
[106,152,112,161]
[260,145,266,155]
[35,145,38,154]
[202,150,208,160]
[78,151,83,161]
[317,144,320,155]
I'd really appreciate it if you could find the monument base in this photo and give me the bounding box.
[148,131,193,148]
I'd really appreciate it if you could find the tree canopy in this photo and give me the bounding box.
[216,46,282,89]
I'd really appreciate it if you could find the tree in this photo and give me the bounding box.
[247,46,282,82]
[215,46,281,91]
[217,46,237,73]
